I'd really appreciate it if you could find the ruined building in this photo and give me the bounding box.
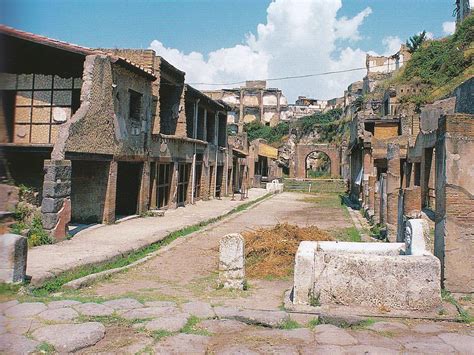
[204,81,288,130]
[0,26,248,241]
[286,96,328,121]
[347,57,473,294]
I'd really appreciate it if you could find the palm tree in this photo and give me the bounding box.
[406,31,427,53]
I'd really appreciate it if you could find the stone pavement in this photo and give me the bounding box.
[1,298,473,354]
[27,189,268,285]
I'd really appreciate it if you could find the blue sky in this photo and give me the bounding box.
[0,0,457,100]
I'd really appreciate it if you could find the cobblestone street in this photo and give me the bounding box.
[1,192,473,353]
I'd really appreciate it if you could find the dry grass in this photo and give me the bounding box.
[242,223,333,279]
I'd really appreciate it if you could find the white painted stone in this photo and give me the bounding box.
[293,241,318,305]
[313,253,441,310]
[317,241,405,255]
[405,219,430,255]
[293,240,441,311]
[219,234,245,290]
[0,234,28,283]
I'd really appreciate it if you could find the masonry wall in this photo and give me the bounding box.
[435,114,474,293]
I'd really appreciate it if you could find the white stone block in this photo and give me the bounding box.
[219,234,245,290]
[293,241,318,304]
[405,219,429,256]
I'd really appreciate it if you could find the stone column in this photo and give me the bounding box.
[386,144,401,242]
[362,145,373,208]
[368,175,376,215]
[102,160,117,224]
[138,161,150,215]
[374,178,381,224]
[41,160,72,241]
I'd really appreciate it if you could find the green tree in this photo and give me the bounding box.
[406,30,428,53]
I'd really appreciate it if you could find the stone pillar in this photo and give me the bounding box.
[386,144,401,242]
[0,234,27,283]
[435,114,474,293]
[102,160,117,224]
[374,179,381,224]
[219,233,245,290]
[380,173,387,225]
[168,162,179,208]
[138,161,150,214]
[362,146,373,208]
[41,160,71,241]
[368,175,376,214]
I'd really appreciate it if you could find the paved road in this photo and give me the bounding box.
[27,188,267,285]
[3,191,473,354]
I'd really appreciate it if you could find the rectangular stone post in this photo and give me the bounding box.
[102,160,117,224]
[41,160,71,241]
[138,161,151,215]
[386,144,401,242]
[219,233,245,290]
[0,234,27,283]
[368,175,376,215]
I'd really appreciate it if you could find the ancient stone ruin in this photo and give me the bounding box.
[219,233,245,290]
[0,233,28,283]
[293,219,441,312]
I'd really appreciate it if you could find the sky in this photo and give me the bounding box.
[0,0,460,101]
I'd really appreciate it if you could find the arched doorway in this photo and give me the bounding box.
[305,151,331,178]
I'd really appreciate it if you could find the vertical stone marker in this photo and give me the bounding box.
[219,233,245,290]
[0,233,28,283]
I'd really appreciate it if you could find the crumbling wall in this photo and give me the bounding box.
[435,114,474,293]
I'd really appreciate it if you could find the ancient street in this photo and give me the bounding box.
[1,191,473,353]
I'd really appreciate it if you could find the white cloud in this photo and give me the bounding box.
[381,36,403,56]
[442,21,456,35]
[149,0,375,101]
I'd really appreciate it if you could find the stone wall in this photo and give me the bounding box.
[435,114,474,293]
[41,160,71,241]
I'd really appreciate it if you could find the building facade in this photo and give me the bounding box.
[204,81,288,130]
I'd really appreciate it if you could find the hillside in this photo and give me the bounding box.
[391,15,474,106]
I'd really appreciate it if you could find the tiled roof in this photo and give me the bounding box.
[0,25,155,79]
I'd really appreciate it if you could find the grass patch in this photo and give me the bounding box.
[27,193,271,297]
[180,315,210,336]
[77,314,150,327]
[36,342,55,354]
[279,319,302,329]
[151,330,174,341]
[0,283,22,300]
[331,227,362,242]
[307,317,320,329]
[442,289,474,324]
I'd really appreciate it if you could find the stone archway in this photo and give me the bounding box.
[305,151,331,178]
[293,143,340,178]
